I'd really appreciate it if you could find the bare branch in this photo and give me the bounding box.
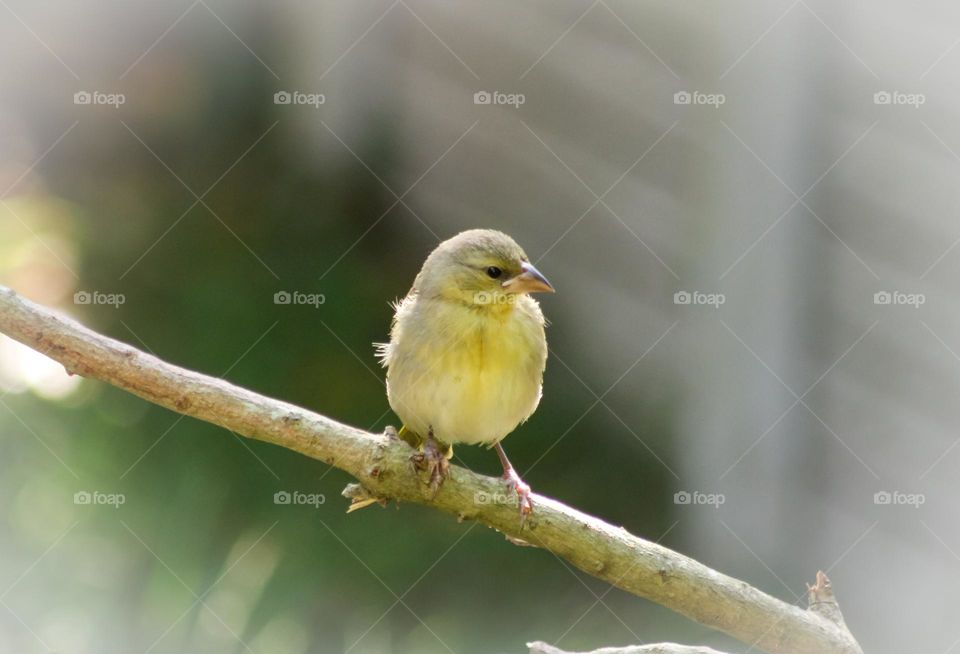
[0,286,863,654]
[528,642,730,654]
[807,570,850,631]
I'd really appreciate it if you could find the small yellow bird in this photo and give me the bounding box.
[376,229,554,516]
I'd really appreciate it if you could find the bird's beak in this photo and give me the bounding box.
[502,261,555,294]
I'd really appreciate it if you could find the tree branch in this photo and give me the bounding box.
[528,642,729,654]
[0,286,863,654]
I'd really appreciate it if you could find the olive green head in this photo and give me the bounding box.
[414,229,554,306]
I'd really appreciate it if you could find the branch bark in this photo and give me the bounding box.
[0,286,863,654]
[528,642,729,654]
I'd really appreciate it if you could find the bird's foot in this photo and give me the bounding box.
[411,435,450,495]
[493,442,533,522]
[502,467,533,521]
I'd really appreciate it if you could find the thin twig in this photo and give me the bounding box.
[528,643,729,654]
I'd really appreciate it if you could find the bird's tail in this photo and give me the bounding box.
[397,424,423,449]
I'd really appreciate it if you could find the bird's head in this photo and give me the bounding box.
[415,229,554,307]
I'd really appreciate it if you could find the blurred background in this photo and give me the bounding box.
[0,1,955,652]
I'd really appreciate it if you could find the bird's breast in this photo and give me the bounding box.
[386,297,547,445]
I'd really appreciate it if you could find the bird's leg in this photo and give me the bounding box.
[494,441,533,518]
[411,428,451,494]
[394,424,423,450]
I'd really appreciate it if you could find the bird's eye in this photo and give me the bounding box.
[486,266,503,279]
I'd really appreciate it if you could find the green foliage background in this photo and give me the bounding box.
[0,40,682,654]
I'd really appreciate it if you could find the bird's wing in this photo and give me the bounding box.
[374,293,418,367]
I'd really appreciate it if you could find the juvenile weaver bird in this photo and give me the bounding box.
[376,229,553,516]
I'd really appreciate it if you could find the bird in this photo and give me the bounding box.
[376,229,553,517]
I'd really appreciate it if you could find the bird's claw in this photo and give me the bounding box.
[411,438,450,495]
[503,468,533,522]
